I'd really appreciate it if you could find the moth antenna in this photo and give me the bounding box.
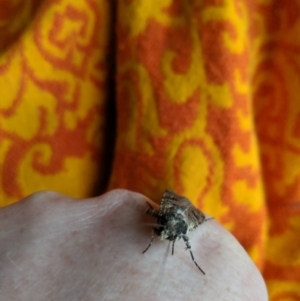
[204,217,214,222]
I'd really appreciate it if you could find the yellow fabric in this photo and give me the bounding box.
[1,0,300,299]
[0,0,111,201]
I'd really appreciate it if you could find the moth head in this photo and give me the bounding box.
[155,213,188,241]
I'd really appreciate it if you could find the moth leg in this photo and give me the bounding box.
[143,230,155,254]
[172,239,176,255]
[145,201,154,209]
[205,217,214,222]
[182,235,205,275]
[144,202,160,218]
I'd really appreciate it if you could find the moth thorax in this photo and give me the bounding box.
[156,213,188,241]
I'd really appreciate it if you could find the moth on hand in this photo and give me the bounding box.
[143,189,212,275]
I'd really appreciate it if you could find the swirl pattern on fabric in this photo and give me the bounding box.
[1,0,300,299]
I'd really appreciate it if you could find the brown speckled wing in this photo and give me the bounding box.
[160,189,205,230]
[185,205,205,230]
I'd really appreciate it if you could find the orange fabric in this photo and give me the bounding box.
[1,0,300,299]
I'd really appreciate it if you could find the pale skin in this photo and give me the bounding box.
[0,189,268,301]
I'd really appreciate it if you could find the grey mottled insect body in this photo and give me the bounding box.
[143,189,210,275]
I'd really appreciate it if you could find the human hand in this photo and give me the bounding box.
[0,189,268,301]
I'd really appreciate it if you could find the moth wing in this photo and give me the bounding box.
[160,189,205,229]
[185,206,205,230]
[160,189,188,213]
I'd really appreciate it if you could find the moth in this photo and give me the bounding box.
[143,189,212,275]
